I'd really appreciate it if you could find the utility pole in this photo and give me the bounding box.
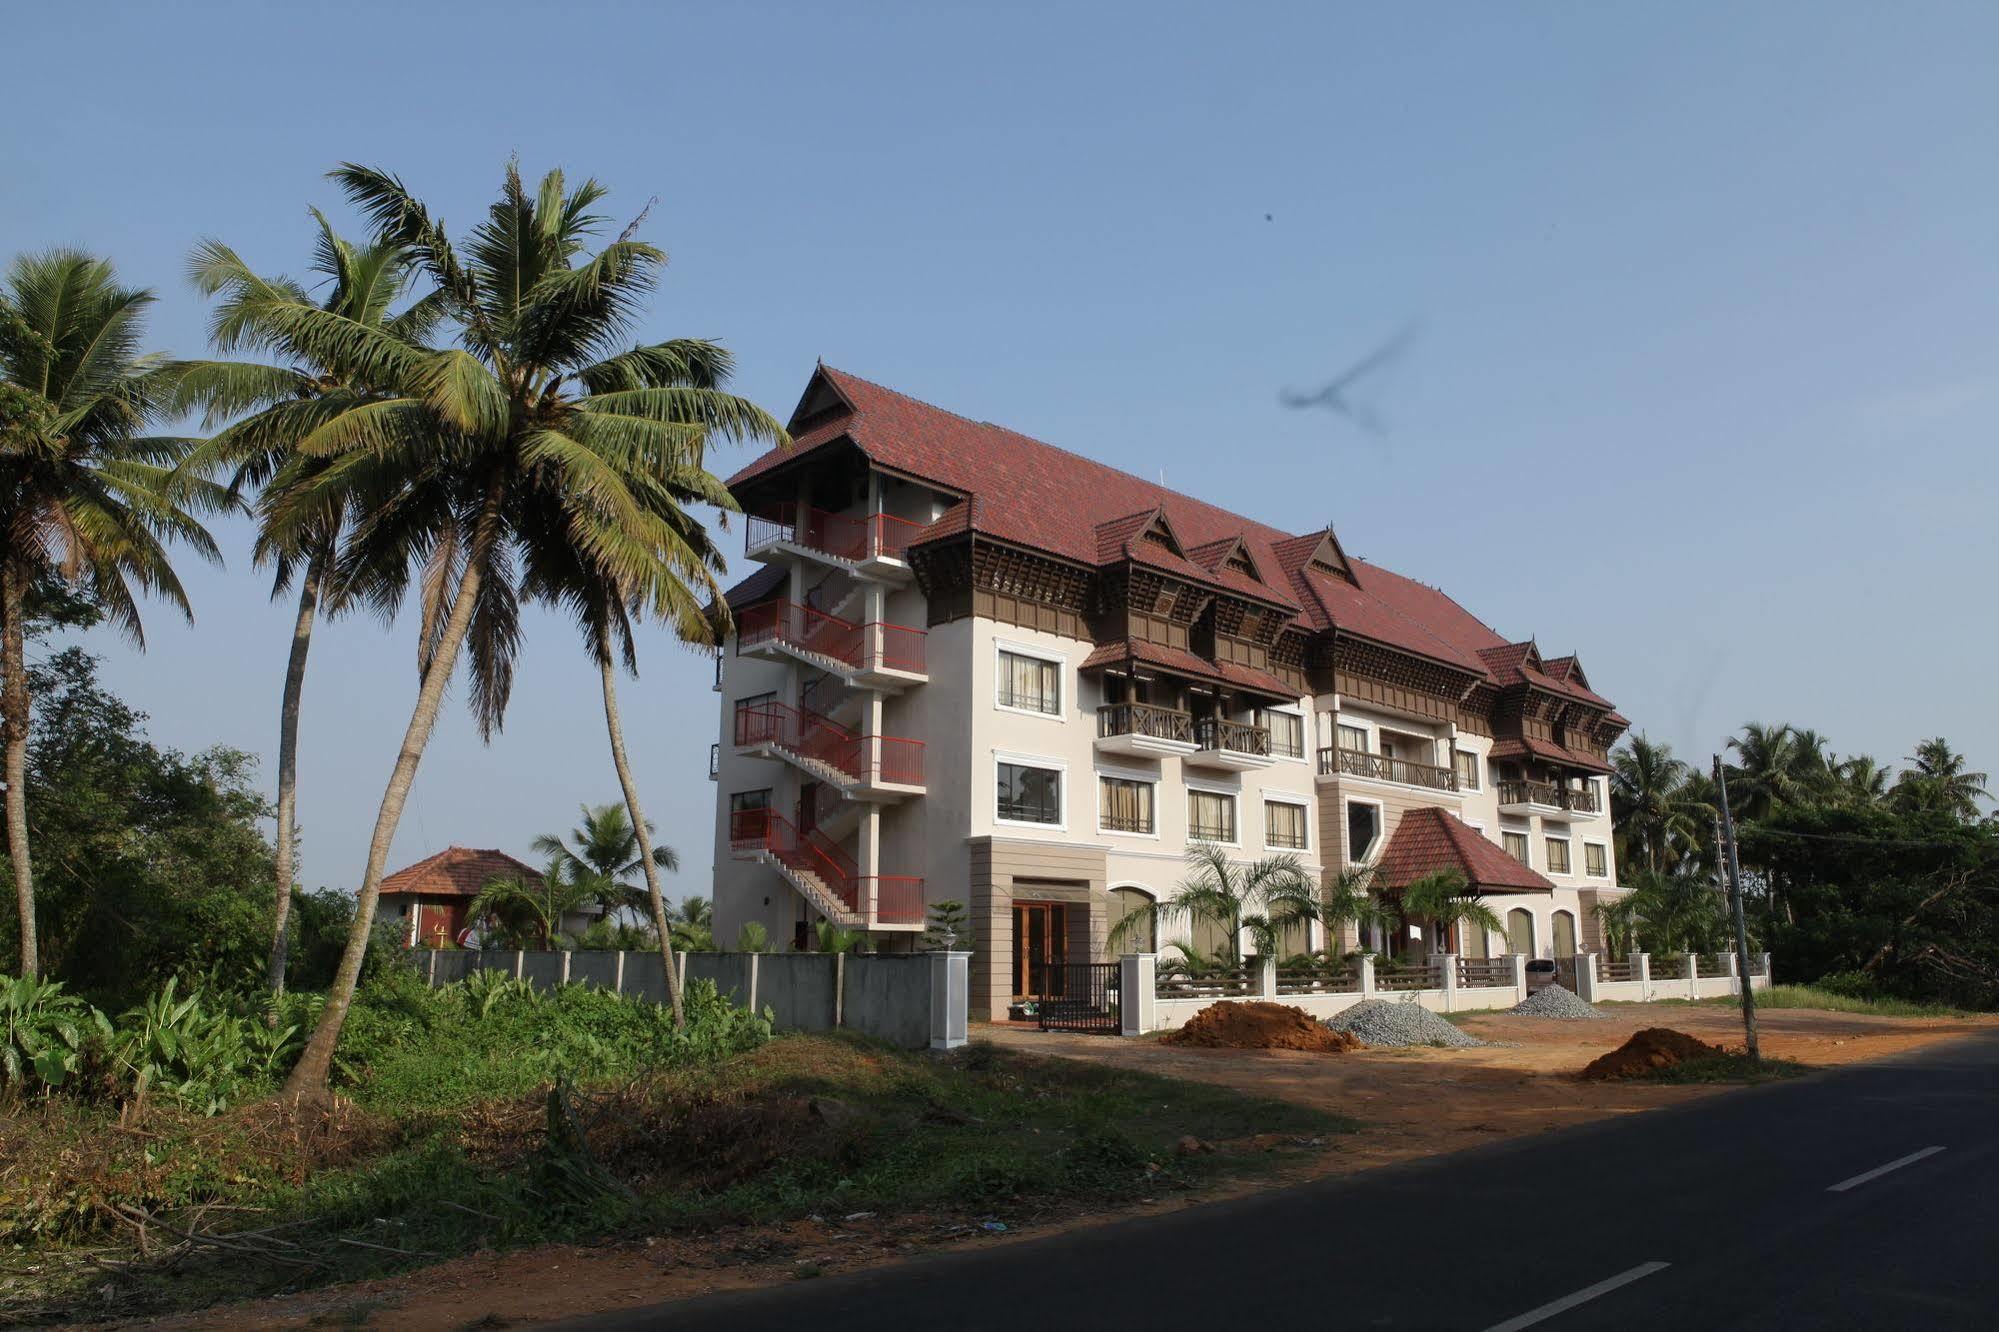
[1712,756,1760,1063]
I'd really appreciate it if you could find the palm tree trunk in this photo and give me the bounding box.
[266,554,324,1001]
[283,493,502,1099]
[1,568,35,979]
[598,652,685,1027]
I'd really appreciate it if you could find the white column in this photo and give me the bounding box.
[1439,953,1459,1011]
[1635,951,1651,999]
[1509,952,1528,1002]
[858,805,882,924]
[747,950,761,1011]
[559,951,571,986]
[1574,952,1599,1002]
[1725,950,1741,996]
[1358,954,1377,998]
[929,950,970,1049]
[1256,953,1278,999]
[1121,953,1158,1035]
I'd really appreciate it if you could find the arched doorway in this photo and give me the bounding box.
[1506,908,1536,957]
[1551,910,1578,958]
[1107,884,1157,953]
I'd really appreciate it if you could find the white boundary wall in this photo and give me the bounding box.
[1124,951,1773,1035]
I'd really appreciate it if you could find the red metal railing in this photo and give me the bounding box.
[736,600,927,678]
[732,700,925,786]
[729,809,922,923]
[868,876,926,925]
[746,503,925,564]
[869,620,927,674]
[727,808,859,913]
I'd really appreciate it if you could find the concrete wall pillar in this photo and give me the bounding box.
[929,950,970,1050]
[1121,953,1157,1035]
[1256,953,1278,999]
[747,950,761,1011]
[614,950,626,995]
[1634,951,1650,997]
[1574,952,1599,1002]
[1358,954,1377,998]
[1509,952,1528,1002]
[1439,953,1459,1011]
[560,951,572,986]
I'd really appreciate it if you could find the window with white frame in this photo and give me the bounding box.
[996,647,1061,716]
[1545,836,1572,875]
[1502,830,1530,865]
[1265,799,1308,850]
[1337,723,1369,753]
[1345,800,1382,862]
[1189,789,1237,843]
[1098,775,1156,835]
[1259,709,1305,759]
[996,760,1062,825]
[1585,842,1608,877]
[1454,749,1480,790]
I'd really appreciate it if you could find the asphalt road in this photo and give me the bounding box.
[562,1030,1999,1331]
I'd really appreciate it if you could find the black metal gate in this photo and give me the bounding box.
[1037,961,1122,1034]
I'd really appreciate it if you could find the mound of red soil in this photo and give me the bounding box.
[1581,1027,1727,1079]
[1162,1002,1363,1053]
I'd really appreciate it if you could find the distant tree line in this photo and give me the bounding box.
[1609,725,1995,1007]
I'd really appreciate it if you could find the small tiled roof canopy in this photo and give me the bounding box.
[375,847,543,899]
[1373,808,1555,895]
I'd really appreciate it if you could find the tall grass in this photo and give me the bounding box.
[1750,985,1969,1019]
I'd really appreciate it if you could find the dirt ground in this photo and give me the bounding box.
[125,1004,1994,1332]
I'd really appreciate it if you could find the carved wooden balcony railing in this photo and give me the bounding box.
[1318,746,1458,792]
[1194,717,1271,757]
[1097,702,1195,744]
[1496,779,1599,813]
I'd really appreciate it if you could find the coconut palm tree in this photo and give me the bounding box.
[278,162,785,1095]
[0,252,227,977]
[1394,870,1504,954]
[1111,846,1322,964]
[467,859,600,949]
[1726,722,1823,821]
[1610,733,1714,871]
[170,216,439,1000]
[1893,738,1989,822]
[532,802,677,918]
[1833,753,1892,807]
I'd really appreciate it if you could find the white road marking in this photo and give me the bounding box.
[1483,1262,1673,1332]
[1827,1145,1947,1193]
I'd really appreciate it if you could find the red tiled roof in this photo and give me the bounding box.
[722,563,786,610]
[719,366,1616,711]
[1374,808,1554,895]
[377,847,543,900]
[1077,639,1298,699]
[1487,736,1615,776]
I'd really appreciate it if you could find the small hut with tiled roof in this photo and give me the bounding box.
[377,846,554,949]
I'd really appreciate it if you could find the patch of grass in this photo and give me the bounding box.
[1605,987,1970,1019]
[1630,1052,1809,1084]
[2,1034,1352,1324]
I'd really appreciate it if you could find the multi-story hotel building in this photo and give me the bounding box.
[711,366,1630,1020]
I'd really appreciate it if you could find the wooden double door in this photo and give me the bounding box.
[1012,901,1070,1000]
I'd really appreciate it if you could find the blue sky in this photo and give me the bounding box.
[7,1,1995,897]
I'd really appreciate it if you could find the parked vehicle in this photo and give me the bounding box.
[1524,959,1560,993]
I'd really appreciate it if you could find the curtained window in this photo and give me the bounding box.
[1265,800,1307,850]
[1189,790,1237,843]
[997,650,1060,715]
[1099,776,1155,834]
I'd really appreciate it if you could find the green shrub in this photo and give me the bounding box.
[1813,970,1879,1000]
[1,976,109,1095]
[111,977,295,1116]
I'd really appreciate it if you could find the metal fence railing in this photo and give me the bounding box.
[1455,958,1516,988]
[1276,967,1361,995]
[1155,969,1252,1000]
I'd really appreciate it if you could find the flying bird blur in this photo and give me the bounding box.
[1279,325,1419,435]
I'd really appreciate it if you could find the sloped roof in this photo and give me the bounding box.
[720,365,1616,709]
[1487,737,1615,776]
[1078,639,1297,699]
[1374,808,1554,895]
[377,847,543,900]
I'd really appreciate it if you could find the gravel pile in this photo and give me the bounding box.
[1509,984,1608,1020]
[1323,999,1493,1049]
